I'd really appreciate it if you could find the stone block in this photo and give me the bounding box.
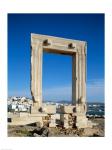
[60,105,76,114]
[76,115,93,129]
[76,104,86,115]
[60,114,68,122]
[49,115,56,127]
[19,112,29,117]
[9,115,44,126]
[49,123,56,128]
[64,123,69,129]
[60,114,70,128]
[43,104,56,114]
[31,103,39,114]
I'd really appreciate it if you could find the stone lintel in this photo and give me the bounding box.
[31,33,86,52]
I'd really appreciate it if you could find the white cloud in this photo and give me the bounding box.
[43,79,104,102]
[87,79,104,102]
[43,85,72,101]
[9,79,104,102]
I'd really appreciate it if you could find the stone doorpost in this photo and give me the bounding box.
[31,39,43,109]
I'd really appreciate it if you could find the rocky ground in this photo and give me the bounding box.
[8,118,104,137]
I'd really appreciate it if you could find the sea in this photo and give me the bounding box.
[87,103,104,117]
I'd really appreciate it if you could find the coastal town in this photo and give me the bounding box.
[8,96,104,118]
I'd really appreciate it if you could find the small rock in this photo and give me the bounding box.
[41,127,49,137]
[33,133,41,137]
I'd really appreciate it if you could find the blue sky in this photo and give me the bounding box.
[8,14,104,102]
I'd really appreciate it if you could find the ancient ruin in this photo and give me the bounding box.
[30,33,92,129]
[8,33,93,129]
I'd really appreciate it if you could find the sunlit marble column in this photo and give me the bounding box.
[31,40,43,108]
[76,45,89,128]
